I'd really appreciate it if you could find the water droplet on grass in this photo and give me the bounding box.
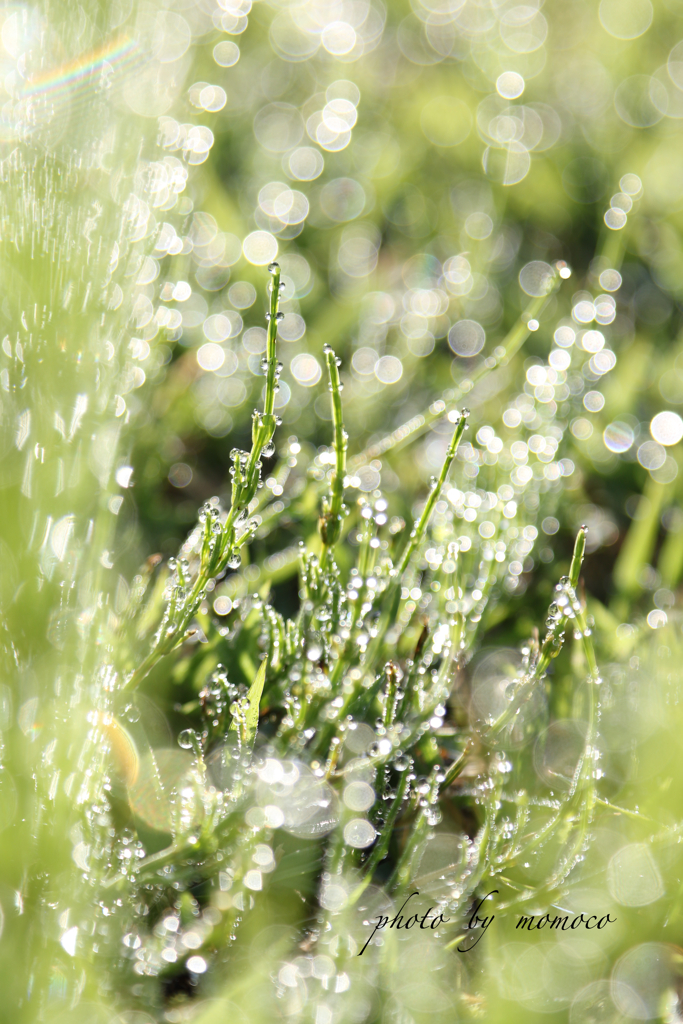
[178,729,197,750]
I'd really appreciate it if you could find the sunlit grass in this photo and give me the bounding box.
[2,1,683,1022]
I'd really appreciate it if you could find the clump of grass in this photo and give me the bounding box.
[69,255,656,1024]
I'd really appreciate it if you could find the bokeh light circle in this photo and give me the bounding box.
[321,21,356,56]
[620,172,642,195]
[291,353,322,386]
[242,231,278,266]
[612,944,678,1019]
[343,818,376,848]
[270,13,319,62]
[213,596,233,616]
[519,261,554,297]
[599,0,653,39]
[343,781,375,812]
[465,212,493,239]
[615,75,665,128]
[213,41,240,67]
[151,11,191,63]
[499,7,548,53]
[482,142,531,185]
[197,343,225,372]
[599,269,622,291]
[650,410,683,445]
[228,282,256,309]
[448,320,486,357]
[607,843,664,906]
[376,355,403,384]
[584,390,605,412]
[278,313,306,341]
[496,72,525,99]
[637,440,666,470]
[570,981,622,1024]
[604,208,627,230]
[603,421,634,453]
[286,147,324,181]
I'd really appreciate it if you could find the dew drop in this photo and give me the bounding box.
[178,729,197,750]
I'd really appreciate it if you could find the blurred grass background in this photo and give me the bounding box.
[129,0,683,640]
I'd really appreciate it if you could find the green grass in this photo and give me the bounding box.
[2,2,683,1022]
